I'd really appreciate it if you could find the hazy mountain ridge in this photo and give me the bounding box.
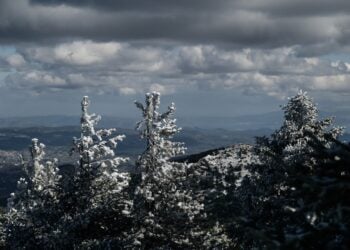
[0,126,274,155]
[1,110,348,130]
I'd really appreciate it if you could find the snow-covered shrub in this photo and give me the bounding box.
[190,144,260,248]
[4,138,61,249]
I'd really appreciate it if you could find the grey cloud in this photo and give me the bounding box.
[0,0,349,54]
[29,0,229,12]
[29,0,350,17]
[241,0,350,17]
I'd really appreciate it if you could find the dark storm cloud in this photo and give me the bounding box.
[29,0,350,16]
[242,0,350,17]
[0,0,349,53]
[29,0,227,12]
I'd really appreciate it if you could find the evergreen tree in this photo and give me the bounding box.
[59,96,132,248]
[132,92,205,248]
[278,130,350,249]
[4,138,61,249]
[134,91,186,169]
[258,90,342,167]
[239,90,346,248]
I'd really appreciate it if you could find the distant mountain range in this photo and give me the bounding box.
[0,113,282,130]
[0,110,348,130]
[0,126,274,156]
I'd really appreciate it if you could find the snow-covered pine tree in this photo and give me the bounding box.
[258,90,343,167]
[134,91,186,169]
[240,90,345,248]
[4,138,61,249]
[279,130,350,249]
[60,96,132,248]
[132,92,206,248]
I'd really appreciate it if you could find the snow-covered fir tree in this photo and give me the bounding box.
[258,90,343,167]
[4,138,61,249]
[134,91,186,168]
[59,96,132,248]
[132,92,208,248]
[277,131,350,249]
[238,90,346,248]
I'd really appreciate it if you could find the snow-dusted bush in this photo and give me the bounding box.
[4,139,61,249]
[189,144,261,248]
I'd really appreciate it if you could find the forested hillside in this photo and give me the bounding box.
[0,91,349,249]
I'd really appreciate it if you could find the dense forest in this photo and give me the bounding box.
[0,91,349,249]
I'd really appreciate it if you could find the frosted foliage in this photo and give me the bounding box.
[135,92,186,165]
[64,96,131,247]
[133,161,208,248]
[199,144,259,188]
[247,91,350,249]
[29,139,61,195]
[8,138,61,209]
[72,96,129,173]
[262,90,343,166]
[132,92,208,248]
[5,139,61,248]
[283,90,317,127]
[189,145,259,247]
[80,96,101,136]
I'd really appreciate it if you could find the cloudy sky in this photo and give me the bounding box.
[0,0,350,120]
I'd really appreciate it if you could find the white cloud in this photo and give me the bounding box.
[119,87,138,95]
[24,41,122,65]
[54,41,122,65]
[311,75,350,91]
[149,83,175,95]
[3,41,350,97]
[23,71,66,86]
[6,53,26,68]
